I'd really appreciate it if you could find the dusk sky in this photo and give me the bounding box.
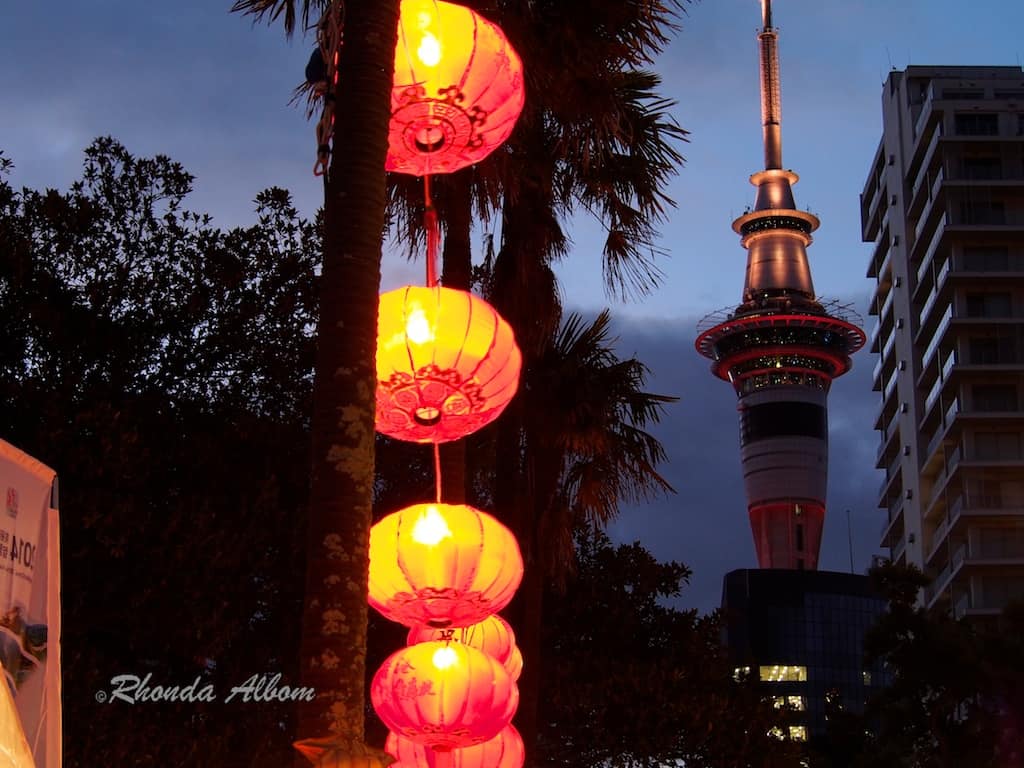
[4,1,1024,613]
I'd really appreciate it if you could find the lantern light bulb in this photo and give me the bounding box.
[432,645,459,669]
[406,307,434,344]
[416,32,442,67]
[411,505,453,546]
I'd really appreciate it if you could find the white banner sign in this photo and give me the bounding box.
[0,439,60,768]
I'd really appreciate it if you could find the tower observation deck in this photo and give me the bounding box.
[696,0,865,570]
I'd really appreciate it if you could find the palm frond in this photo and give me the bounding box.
[230,0,324,38]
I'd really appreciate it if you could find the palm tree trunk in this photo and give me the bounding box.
[297,0,400,752]
[438,171,473,503]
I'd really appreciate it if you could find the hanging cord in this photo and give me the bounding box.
[423,174,440,286]
[433,443,442,503]
[313,0,345,177]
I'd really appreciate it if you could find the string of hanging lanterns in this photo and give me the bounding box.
[359,2,528,768]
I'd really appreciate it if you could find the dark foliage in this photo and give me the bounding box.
[538,528,804,768]
[811,562,1024,768]
[0,139,318,766]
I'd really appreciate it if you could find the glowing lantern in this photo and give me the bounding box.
[504,644,523,682]
[411,624,522,680]
[386,725,525,768]
[369,503,523,628]
[408,615,519,673]
[372,641,519,750]
[376,286,521,444]
[388,0,525,176]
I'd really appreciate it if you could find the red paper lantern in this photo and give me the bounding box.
[385,725,525,768]
[407,618,520,684]
[408,615,518,674]
[376,286,521,444]
[372,641,519,750]
[369,503,523,628]
[504,644,523,683]
[388,0,525,176]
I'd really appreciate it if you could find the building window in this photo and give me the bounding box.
[995,90,1024,100]
[965,292,1012,318]
[962,245,1009,271]
[966,477,1005,508]
[962,156,1003,180]
[759,665,807,682]
[862,670,873,686]
[944,89,984,100]
[788,726,809,742]
[959,199,1006,225]
[974,431,1022,460]
[972,384,1018,411]
[968,335,1016,364]
[733,666,752,681]
[771,695,806,711]
[955,113,999,136]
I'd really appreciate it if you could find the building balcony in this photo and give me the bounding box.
[924,443,1024,523]
[916,252,1024,306]
[866,219,892,282]
[862,143,887,243]
[911,95,941,155]
[909,209,949,276]
[892,534,908,563]
[924,544,964,607]
[912,173,948,251]
[879,496,905,549]
[873,394,898,433]
[877,455,903,504]
[875,408,901,466]
[929,497,1024,566]
[919,305,954,373]
[953,594,1004,621]
[871,328,897,390]
[908,130,945,219]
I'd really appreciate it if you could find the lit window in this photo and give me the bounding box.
[733,666,752,682]
[789,726,808,742]
[771,695,806,710]
[759,665,807,682]
[862,671,872,686]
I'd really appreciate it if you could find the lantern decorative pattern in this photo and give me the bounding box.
[407,614,515,666]
[369,503,523,628]
[388,0,525,176]
[376,286,522,444]
[372,641,519,751]
[386,725,525,768]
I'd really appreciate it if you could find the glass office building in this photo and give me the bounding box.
[721,569,888,742]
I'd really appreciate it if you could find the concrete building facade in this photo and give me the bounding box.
[861,65,1024,618]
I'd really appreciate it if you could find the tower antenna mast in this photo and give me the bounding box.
[759,0,783,170]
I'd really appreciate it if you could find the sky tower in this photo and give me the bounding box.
[696,0,865,570]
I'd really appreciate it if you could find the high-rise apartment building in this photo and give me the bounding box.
[861,65,1024,619]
